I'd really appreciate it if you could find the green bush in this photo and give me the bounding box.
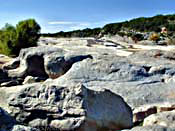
[0,19,40,56]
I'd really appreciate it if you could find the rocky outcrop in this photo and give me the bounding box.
[1,82,133,131]
[5,46,65,78]
[3,46,92,82]
[1,37,175,130]
[55,50,175,109]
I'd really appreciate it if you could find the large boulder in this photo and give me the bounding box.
[4,46,92,80]
[4,81,133,131]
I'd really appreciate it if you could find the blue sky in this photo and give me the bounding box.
[0,0,175,33]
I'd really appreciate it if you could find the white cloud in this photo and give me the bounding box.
[43,20,111,33]
[48,21,91,26]
[48,21,75,25]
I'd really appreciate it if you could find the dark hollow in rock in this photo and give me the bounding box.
[27,55,48,78]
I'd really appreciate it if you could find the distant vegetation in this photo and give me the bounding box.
[41,14,175,38]
[0,19,40,56]
[42,28,101,38]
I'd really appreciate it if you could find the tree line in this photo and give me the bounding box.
[41,14,175,38]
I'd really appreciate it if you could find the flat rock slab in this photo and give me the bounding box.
[55,50,175,109]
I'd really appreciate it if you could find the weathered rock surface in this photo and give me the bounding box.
[1,37,175,130]
[55,50,175,110]
[11,125,39,131]
[133,102,175,124]
[122,126,175,131]
[4,46,92,81]
[44,52,93,79]
[143,110,175,128]
[0,82,133,130]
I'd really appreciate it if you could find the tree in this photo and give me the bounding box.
[0,19,41,56]
[0,24,16,55]
[15,19,41,54]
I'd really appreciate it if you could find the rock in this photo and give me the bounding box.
[11,125,39,131]
[6,46,65,78]
[133,102,175,124]
[55,49,175,110]
[23,76,39,85]
[0,80,21,87]
[6,82,133,130]
[86,39,97,46]
[2,58,20,70]
[143,110,175,128]
[123,126,175,131]
[5,46,93,80]
[103,42,117,47]
[0,107,16,131]
[44,52,93,79]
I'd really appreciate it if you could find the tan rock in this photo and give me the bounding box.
[143,110,175,128]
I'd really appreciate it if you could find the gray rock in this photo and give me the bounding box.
[55,50,175,109]
[5,46,65,78]
[87,39,97,46]
[7,82,133,130]
[5,46,92,80]
[44,52,93,79]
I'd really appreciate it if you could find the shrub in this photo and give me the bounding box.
[0,24,16,55]
[149,33,160,42]
[0,19,41,56]
[131,33,144,43]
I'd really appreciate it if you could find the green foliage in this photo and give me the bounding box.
[42,28,101,38]
[0,24,16,55]
[15,19,41,54]
[0,19,40,56]
[131,33,144,43]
